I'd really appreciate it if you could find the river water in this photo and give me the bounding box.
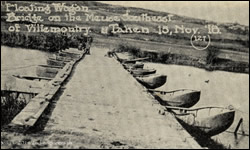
[144,62,249,149]
[1,46,53,96]
[1,46,51,77]
[1,46,249,148]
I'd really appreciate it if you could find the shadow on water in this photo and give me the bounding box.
[148,91,227,149]
[175,117,228,149]
[192,135,227,149]
[149,92,224,149]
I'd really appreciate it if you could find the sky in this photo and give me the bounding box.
[99,1,249,26]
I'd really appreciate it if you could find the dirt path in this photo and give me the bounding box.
[1,46,201,149]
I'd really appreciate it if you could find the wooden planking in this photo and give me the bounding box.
[1,86,43,94]
[24,102,50,126]
[10,101,50,126]
[9,49,86,128]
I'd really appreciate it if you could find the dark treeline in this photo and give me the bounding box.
[1,31,92,52]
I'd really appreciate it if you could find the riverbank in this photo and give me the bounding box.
[117,43,249,74]
[1,46,201,149]
[94,36,249,74]
[1,29,248,74]
[1,30,248,74]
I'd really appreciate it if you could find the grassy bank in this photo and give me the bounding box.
[115,43,249,74]
[1,92,27,127]
[1,1,248,54]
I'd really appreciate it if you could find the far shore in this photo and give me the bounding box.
[2,34,249,74]
[92,36,249,74]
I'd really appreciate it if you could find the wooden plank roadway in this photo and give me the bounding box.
[39,46,201,148]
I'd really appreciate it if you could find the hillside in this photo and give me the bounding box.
[1,1,249,73]
[1,1,249,50]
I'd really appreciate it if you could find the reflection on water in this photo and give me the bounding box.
[144,63,249,149]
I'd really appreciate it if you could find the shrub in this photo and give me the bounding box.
[116,43,141,55]
[206,47,220,65]
[1,92,27,127]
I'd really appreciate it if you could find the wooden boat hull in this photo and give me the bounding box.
[131,68,156,76]
[121,57,149,64]
[47,58,66,67]
[113,52,133,62]
[136,74,167,89]
[48,55,73,62]
[62,49,83,55]
[175,110,235,137]
[36,65,59,78]
[123,63,144,69]
[59,51,81,59]
[2,75,44,94]
[13,75,52,81]
[150,89,201,108]
[122,60,136,64]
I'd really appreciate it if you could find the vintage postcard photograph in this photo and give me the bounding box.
[1,1,249,149]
